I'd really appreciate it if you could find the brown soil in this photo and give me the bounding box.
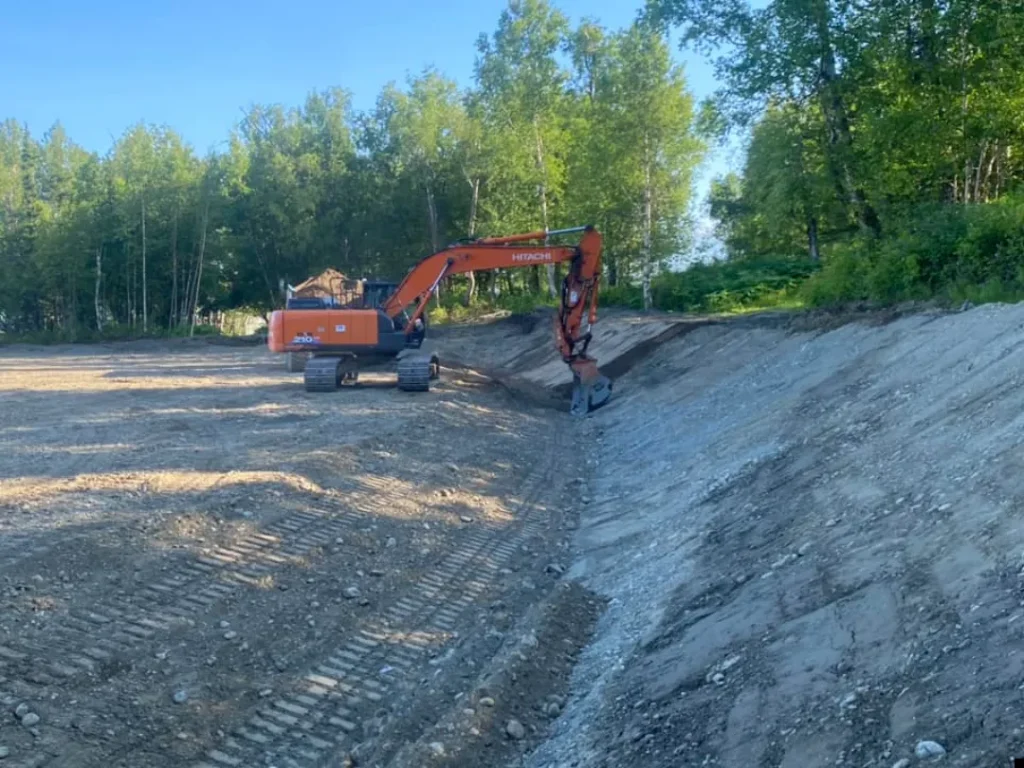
[0,341,587,768]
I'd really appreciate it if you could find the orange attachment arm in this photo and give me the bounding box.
[381,226,603,371]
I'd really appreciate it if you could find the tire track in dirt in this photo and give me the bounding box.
[0,425,564,768]
[184,426,563,768]
[0,509,357,693]
[0,495,475,767]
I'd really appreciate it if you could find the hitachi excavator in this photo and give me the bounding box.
[267,225,612,416]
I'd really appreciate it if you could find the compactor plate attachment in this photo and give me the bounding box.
[569,358,613,417]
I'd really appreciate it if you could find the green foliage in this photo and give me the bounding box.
[647,257,818,312]
[650,0,1024,310]
[602,256,816,313]
[0,320,221,346]
[800,197,1024,306]
[427,286,558,325]
[0,3,704,335]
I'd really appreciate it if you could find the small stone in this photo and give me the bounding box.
[479,697,496,707]
[20,713,39,727]
[369,569,384,577]
[825,518,838,527]
[258,688,273,698]
[172,690,189,704]
[711,672,726,685]
[0,746,8,759]
[797,542,812,556]
[223,631,238,640]
[219,620,230,629]
[544,701,562,716]
[915,741,946,759]
[334,537,344,545]
[460,516,473,523]
[13,704,29,718]
[386,537,397,548]
[343,586,360,599]
[462,708,475,716]
[506,719,526,740]
[428,741,445,756]
[546,563,565,575]
[892,760,910,768]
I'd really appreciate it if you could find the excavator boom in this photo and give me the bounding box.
[380,225,612,415]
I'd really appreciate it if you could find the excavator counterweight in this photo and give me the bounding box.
[267,225,613,415]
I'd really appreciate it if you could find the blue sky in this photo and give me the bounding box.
[4,0,743,244]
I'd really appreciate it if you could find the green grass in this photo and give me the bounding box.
[424,256,814,325]
[0,323,222,345]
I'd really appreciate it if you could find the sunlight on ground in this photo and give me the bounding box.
[0,469,328,503]
[9,442,138,456]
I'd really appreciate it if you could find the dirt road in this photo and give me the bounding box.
[0,340,595,768]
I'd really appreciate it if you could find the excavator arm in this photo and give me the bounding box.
[381,225,612,415]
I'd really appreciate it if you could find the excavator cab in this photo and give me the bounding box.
[360,280,399,309]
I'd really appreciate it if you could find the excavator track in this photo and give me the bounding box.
[397,353,440,392]
[303,355,358,392]
[285,351,310,373]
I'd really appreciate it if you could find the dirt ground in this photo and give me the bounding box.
[6,303,1024,768]
[0,337,595,768]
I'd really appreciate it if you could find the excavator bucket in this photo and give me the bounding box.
[569,358,613,417]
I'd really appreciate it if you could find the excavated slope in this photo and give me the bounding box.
[462,304,1024,767]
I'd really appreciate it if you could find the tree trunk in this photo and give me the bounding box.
[465,178,480,307]
[973,141,989,203]
[981,144,998,202]
[641,149,654,312]
[94,246,103,332]
[190,202,209,337]
[533,116,557,298]
[126,247,135,329]
[141,197,148,332]
[815,7,882,237]
[807,217,820,261]
[425,182,440,253]
[169,210,178,327]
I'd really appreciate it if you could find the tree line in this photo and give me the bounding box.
[648,0,1024,304]
[0,0,705,337]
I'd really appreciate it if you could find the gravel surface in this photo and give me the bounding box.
[518,303,1024,767]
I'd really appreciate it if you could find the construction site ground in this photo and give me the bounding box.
[2,303,1024,767]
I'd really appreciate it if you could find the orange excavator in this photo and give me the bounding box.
[267,225,612,415]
